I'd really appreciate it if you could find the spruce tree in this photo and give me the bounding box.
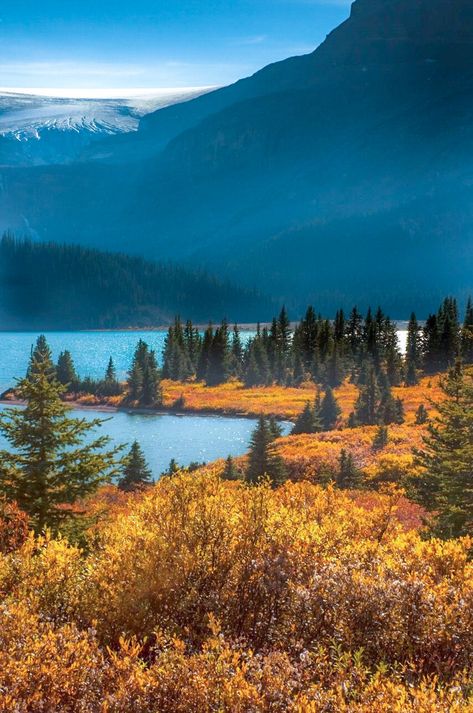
[413,363,473,538]
[104,356,117,382]
[336,449,363,489]
[222,455,240,481]
[206,321,230,386]
[244,339,270,387]
[56,350,78,388]
[372,425,389,451]
[269,416,283,440]
[101,356,122,397]
[461,297,473,365]
[423,314,441,375]
[353,364,380,425]
[326,344,344,387]
[292,402,320,435]
[197,326,213,382]
[246,416,287,486]
[347,306,363,356]
[118,441,152,491]
[27,335,56,380]
[320,387,341,430]
[0,343,122,533]
[230,325,244,377]
[142,349,163,406]
[127,361,143,402]
[162,458,180,478]
[127,341,162,406]
[415,404,429,425]
[405,313,421,386]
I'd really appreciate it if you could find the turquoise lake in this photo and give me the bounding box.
[0,329,406,475]
[0,404,286,477]
[0,328,409,392]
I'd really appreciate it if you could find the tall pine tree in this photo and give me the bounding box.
[0,342,122,532]
[413,363,473,538]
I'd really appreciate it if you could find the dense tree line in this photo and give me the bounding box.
[0,234,271,329]
[163,299,473,392]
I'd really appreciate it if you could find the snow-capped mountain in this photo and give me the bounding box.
[0,88,210,166]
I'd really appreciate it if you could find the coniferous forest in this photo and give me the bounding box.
[0,235,272,328]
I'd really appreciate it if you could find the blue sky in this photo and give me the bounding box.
[0,0,352,93]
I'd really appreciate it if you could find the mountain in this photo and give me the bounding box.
[0,88,210,166]
[1,0,473,315]
[0,236,272,329]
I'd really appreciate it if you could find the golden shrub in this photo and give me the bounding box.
[0,470,472,710]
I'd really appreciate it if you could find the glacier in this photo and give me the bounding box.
[0,88,211,166]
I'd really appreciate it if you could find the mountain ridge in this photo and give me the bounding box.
[1,0,473,314]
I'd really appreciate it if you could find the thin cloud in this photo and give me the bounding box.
[231,35,268,46]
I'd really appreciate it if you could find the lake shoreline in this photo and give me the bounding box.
[0,396,285,423]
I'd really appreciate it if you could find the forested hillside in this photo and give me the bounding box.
[0,236,271,329]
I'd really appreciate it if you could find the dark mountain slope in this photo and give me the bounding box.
[0,236,272,329]
[1,0,473,314]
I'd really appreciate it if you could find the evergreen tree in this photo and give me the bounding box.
[298,305,319,368]
[206,320,230,386]
[347,412,357,429]
[268,416,283,440]
[118,441,152,491]
[27,335,56,380]
[246,416,287,486]
[197,326,213,381]
[461,297,473,365]
[385,337,402,387]
[292,351,306,385]
[395,397,405,424]
[56,350,78,387]
[244,338,270,387]
[372,425,389,451]
[104,356,117,382]
[162,458,180,478]
[292,402,321,435]
[127,361,143,401]
[127,341,162,406]
[278,306,291,357]
[326,344,344,387]
[334,309,345,343]
[336,449,362,489]
[320,387,341,431]
[423,314,441,375]
[415,404,429,425]
[142,349,163,406]
[353,364,380,426]
[438,297,460,368]
[346,306,363,356]
[0,343,122,533]
[405,313,421,385]
[184,320,202,374]
[229,324,244,378]
[100,356,122,396]
[162,318,194,381]
[222,455,240,481]
[413,363,473,538]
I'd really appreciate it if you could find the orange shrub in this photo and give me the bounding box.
[161,376,443,421]
[0,500,28,554]
[0,471,472,710]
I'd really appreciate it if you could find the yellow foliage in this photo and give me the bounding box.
[0,470,472,709]
[161,375,442,421]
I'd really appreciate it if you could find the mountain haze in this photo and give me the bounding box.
[1,0,473,314]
